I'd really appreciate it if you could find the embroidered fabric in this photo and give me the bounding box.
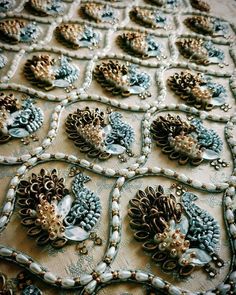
[0,0,236,294]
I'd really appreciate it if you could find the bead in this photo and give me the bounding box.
[61,278,75,287]
[80,274,93,285]
[169,286,182,295]
[100,272,113,283]
[152,277,165,288]
[95,262,107,274]
[135,272,148,282]
[16,254,29,264]
[107,246,116,258]
[0,216,7,227]
[118,270,132,279]
[29,263,42,274]
[0,247,12,256]
[111,231,120,243]
[3,202,12,212]
[44,272,57,283]
[85,280,97,293]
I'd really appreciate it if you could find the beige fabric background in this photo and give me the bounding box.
[0,0,236,294]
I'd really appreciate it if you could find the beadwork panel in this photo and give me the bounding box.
[0,0,236,295]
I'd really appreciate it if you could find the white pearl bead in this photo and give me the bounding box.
[112,201,119,211]
[3,202,12,213]
[44,272,57,283]
[107,246,116,258]
[118,270,131,279]
[33,147,43,154]
[6,189,15,200]
[152,277,165,288]
[135,272,148,281]
[61,278,75,287]
[10,176,19,186]
[0,247,12,256]
[137,167,148,174]
[80,274,93,285]
[113,188,120,198]
[105,168,116,176]
[230,224,236,237]
[27,157,38,165]
[16,254,29,264]
[95,262,107,274]
[226,209,234,222]
[68,155,77,161]
[100,272,113,283]
[55,153,65,159]
[29,262,42,274]
[111,230,120,242]
[39,153,51,160]
[137,156,146,163]
[116,177,125,187]
[93,164,103,173]
[85,280,97,293]
[17,165,27,175]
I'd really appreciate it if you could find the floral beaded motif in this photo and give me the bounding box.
[0,95,44,143]
[0,271,42,295]
[55,23,100,49]
[167,71,227,110]
[184,16,229,37]
[150,114,222,165]
[129,7,169,29]
[176,38,225,65]
[0,19,41,44]
[146,0,180,9]
[24,54,79,90]
[16,169,101,248]
[128,185,223,277]
[0,0,235,293]
[25,0,65,17]
[94,60,151,97]
[65,107,135,159]
[190,0,210,12]
[117,32,164,59]
[80,3,118,24]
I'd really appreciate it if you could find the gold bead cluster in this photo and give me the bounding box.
[35,194,65,240]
